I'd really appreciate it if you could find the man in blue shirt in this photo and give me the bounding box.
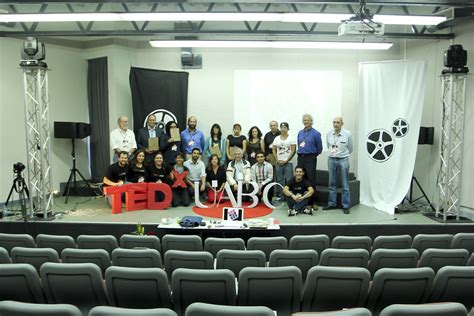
[180,116,205,160]
[323,116,353,214]
[297,113,323,208]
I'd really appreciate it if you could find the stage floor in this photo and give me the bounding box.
[41,196,444,226]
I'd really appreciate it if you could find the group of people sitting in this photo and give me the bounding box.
[106,112,353,215]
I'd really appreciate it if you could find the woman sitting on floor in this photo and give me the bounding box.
[127,149,147,183]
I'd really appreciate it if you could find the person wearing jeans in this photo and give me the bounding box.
[323,117,353,214]
[272,122,296,200]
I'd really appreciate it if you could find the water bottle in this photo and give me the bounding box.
[2,205,7,218]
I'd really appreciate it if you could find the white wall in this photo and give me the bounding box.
[405,19,474,216]
[0,37,89,200]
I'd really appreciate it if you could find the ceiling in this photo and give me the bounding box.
[1,0,473,47]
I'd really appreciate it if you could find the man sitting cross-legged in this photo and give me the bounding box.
[282,166,314,217]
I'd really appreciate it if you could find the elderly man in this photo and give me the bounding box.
[226,147,252,199]
[323,117,353,214]
[296,113,322,209]
[110,116,137,161]
[137,114,163,163]
[181,116,205,161]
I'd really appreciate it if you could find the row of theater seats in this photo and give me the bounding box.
[0,301,471,316]
[0,261,474,316]
[0,232,474,255]
[2,244,474,280]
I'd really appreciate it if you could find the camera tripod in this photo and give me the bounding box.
[3,172,30,220]
[63,138,94,204]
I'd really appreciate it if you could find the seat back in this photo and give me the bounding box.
[269,249,318,280]
[0,233,36,253]
[0,263,45,303]
[172,268,236,315]
[0,300,82,316]
[368,249,419,276]
[238,266,302,316]
[412,234,453,253]
[185,302,274,316]
[469,254,474,266]
[380,302,468,316]
[372,235,412,250]
[332,236,372,251]
[76,234,118,254]
[247,237,288,260]
[36,234,76,254]
[0,246,11,263]
[119,234,161,251]
[292,308,372,315]
[429,266,474,310]
[204,237,245,257]
[112,248,163,268]
[451,233,474,253]
[289,234,330,256]
[162,235,203,253]
[418,248,469,272]
[89,306,177,316]
[164,250,213,279]
[40,262,109,314]
[105,266,172,309]
[61,248,111,275]
[320,248,369,268]
[11,247,60,272]
[366,267,435,316]
[216,249,266,277]
[301,266,370,312]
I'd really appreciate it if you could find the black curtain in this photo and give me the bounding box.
[129,67,188,133]
[87,57,110,183]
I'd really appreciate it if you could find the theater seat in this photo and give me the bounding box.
[185,302,274,316]
[380,302,467,316]
[89,306,177,316]
[0,301,81,316]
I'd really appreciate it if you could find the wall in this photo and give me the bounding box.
[405,19,474,217]
[0,37,89,201]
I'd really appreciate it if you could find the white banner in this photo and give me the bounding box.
[357,60,426,214]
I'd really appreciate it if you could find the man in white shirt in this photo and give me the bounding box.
[183,148,206,199]
[323,117,353,214]
[110,116,137,161]
[272,122,296,201]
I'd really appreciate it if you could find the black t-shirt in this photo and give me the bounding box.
[206,166,227,188]
[264,130,281,155]
[227,134,246,148]
[105,162,128,183]
[147,164,170,184]
[127,163,147,183]
[287,177,312,196]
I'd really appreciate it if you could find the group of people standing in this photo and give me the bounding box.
[105,113,353,216]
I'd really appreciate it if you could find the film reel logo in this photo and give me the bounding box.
[392,118,409,137]
[143,109,178,130]
[366,129,395,162]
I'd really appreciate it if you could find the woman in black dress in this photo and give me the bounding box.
[247,126,265,166]
[205,154,227,203]
[226,123,247,162]
[127,149,147,183]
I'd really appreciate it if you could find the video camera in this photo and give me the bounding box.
[13,162,25,174]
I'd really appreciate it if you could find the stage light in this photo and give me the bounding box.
[442,44,469,74]
[149,40,393,50]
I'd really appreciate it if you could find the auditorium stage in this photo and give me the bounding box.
[1,196,473,240]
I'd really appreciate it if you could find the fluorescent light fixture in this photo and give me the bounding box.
[0,12,446,25]
[149,40,393,50]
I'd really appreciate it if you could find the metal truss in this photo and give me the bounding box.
[436,74,467,221]
[22,66,54,219]
[0,2,455,40]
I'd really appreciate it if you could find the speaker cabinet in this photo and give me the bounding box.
[418,127,434,145]
[54,122,91,139]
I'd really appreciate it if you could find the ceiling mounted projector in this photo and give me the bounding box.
[338,20,384,36]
